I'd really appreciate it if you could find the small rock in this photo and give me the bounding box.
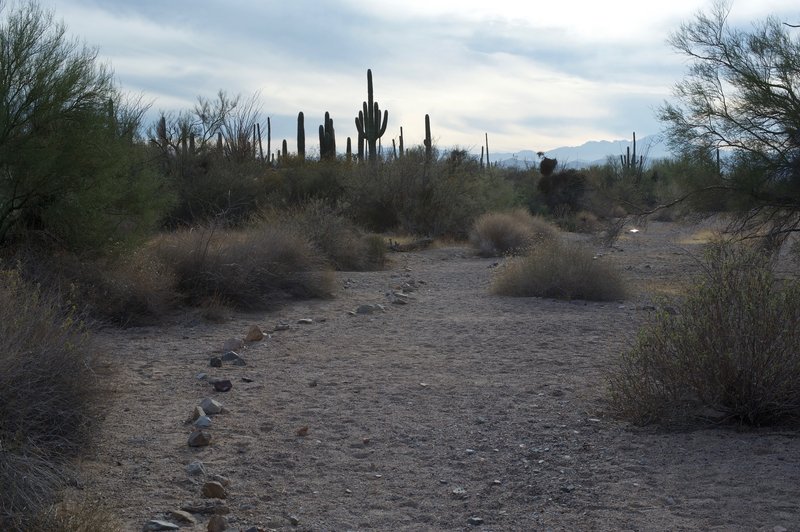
[222,338,244,352]
[202,480,227,499]
[188,430,212,447]
[209,357,222,368]
[186,461,206,476]
[196,372,208,380]
[296,426,309,437]
[297,318,313,325]
[287,515,300,526]
[142,520,180,531]
[561,485,575,493]
[221,351,244,363]
[167,510,197,525]
[241,376,254,383]
[207,514,229,532]
[192,406,206,421]
[492,480,502,485]
[200,398,223,415]
[467,517,484,526]
[210,379,232,392]
[194,415,212,429]
[452,487,467,499]
[274,323,291,331]
[245,325,265,342]
[180,502,230,515]
[209,474,231,487]
[308,379,318,387]
[243,528,267,532]
[774,527,788,532]
[355,304,384,314]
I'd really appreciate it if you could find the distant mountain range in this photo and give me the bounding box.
[491,134,674,170]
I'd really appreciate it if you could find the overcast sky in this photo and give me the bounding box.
[29,0,800,154]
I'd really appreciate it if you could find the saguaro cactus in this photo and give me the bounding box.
[424,114,432,161]
[620,131,644,183]
[297,112,306,161]
[319,111,336,160]
[354,69,388,162]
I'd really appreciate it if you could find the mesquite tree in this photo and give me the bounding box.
[659,1,800,247]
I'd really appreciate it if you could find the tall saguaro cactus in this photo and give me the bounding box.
[355,69,388,162]
[297,112,306,161]
[424,114,433,161]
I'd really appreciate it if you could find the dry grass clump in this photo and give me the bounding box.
[0,271,106,529]
[608,240,800,427]
[29,497,123,532]
[491,239,627,301]
[154,222,335,310]
[470,208,559,257]
[264,202,387,271]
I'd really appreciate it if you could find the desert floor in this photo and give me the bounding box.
[78,219,800,531]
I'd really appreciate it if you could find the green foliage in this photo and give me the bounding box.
[153,222,334,310]
[152,91,268,227]
[491,240,627,301]
[0,270,106,529]
[0,1,169,251]
[609,240,800,426]
[469,208,558,257]
[343,146,515,237]
[659,1,800,246]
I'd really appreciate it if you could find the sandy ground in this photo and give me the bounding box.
[79,220,800,531]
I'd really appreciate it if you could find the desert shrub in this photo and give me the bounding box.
[154,222,334,310]
[537,169,588,213]
[0,2,170,251]
[608,241,800,426]
[6,236,176,327]
[28,497,122,532]
[343,147,515,237]
[469,208,559,257]
[0,271,105,529]
[492,240,627,301]
[264,201,386,271]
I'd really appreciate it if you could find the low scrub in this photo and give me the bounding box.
[491,240,627,301]
[0,271,106,529]
[469,209,559,257]
[264,202,386,271]
[154,222,334,310]
[608,241,800,426]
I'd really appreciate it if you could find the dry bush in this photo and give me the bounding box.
[6,236,176,327]
[608,241,800,426]
[0,271,106,528]
[29,497,123,532]
[264,202,386,271]
[154,222,334,310]
[469,209,559,257]
[491,240,627,301]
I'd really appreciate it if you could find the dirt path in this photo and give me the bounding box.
[82,221,800,531]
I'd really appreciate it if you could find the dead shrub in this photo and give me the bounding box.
[608,240,800,426]
[0,271,106,528]
[154,222,335,310]
[491,240,627,301]
[470,209,559,257]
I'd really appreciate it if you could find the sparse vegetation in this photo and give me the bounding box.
[153,222,334,310]
[609,240,800,426]
[469,208,559,257]
[0,270,106,529]
[491,240,627,301]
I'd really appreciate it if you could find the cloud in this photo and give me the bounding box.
[28,0,800,152]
